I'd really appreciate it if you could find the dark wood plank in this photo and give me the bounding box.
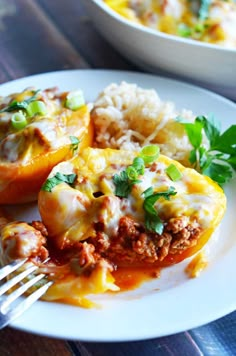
[0,327,73,356]
[74,332,203,356]
[190,312,236,355]
[36,0,136,70]
[0,1,235,355]
[0,65,11,84]
[0,0,89,82]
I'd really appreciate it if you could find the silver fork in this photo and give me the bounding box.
[0,258,53,329]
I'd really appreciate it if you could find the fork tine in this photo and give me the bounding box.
[0,280,53,329]
[0,263,38,297]
[6,281,53,324]
[0,273,46,312]
[0,259,27,281]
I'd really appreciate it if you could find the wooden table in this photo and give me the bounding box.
[0,1,235,355]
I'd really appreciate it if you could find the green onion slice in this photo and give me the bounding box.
[11,112,27,130]
[126,166,139,180]
[194,22,205,34]
[70,135,80,153]
[177,23,192,37]
[65,90,85,110]
[140,145,160,164]
[165,164,182,181]
[26,100,47,117]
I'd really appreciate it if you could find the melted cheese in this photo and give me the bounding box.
[0,87,92,204]
[0,87,87,164]
[37,147,227,306]
[104,0,236,48]
[39,147,226,247]
[43,263,119,308]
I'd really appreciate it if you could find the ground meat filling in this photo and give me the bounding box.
[26,215,201,271]
[31,220,48,237]
[28,215,201,271]
[68,241,114,277]
[1,221,49,264]
[88,215,202,265]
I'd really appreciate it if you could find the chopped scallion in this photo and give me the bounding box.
[0,89,41,113]
[70,135,80,154]
[194,22,205,34]
[177,23,192,37]
[65,90,85,110]
[165,164,182,181]
[11,112,27,130]
[26,100,47,117]
[140,145,160,164]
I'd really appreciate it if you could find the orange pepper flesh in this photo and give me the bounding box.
[0,106,93,204]
[38,149,226,268]
[154,226,215,267]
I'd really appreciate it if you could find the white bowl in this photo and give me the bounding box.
[82,0,236,101]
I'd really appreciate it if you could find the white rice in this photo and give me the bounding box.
[91,82,202,167]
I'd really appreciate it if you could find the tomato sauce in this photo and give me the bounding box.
[112,267,161,291]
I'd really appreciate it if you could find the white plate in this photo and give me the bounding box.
[1,70,236,341]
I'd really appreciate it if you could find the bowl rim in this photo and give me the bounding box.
[88,0,236,53]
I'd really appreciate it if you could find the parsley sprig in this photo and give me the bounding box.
[0,90,41,113]
[142,186,177,234]
[113,158,144,198]
[113,145,178,234]
[176,114,236,185]
[112,147,156,198]
[41,172,77,192]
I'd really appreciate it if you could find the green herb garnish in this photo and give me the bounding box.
[198,0,211,21]
[113,170,142,198]
[69,136,80,154]
[140,145,160,164]
[142,186,177,234]
[176,114,236,185]
[113,145,160,198]
[132,157,145,175]
[41,172,77,192]
[26,100,47,117]
[177,23,192,37]
[0,90,41,113]
[11,111,27,130]
[165,164,182,181]
[65,90,85,110]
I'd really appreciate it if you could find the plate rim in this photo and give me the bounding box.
[1,69,236,341]
[1,68,236,106]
